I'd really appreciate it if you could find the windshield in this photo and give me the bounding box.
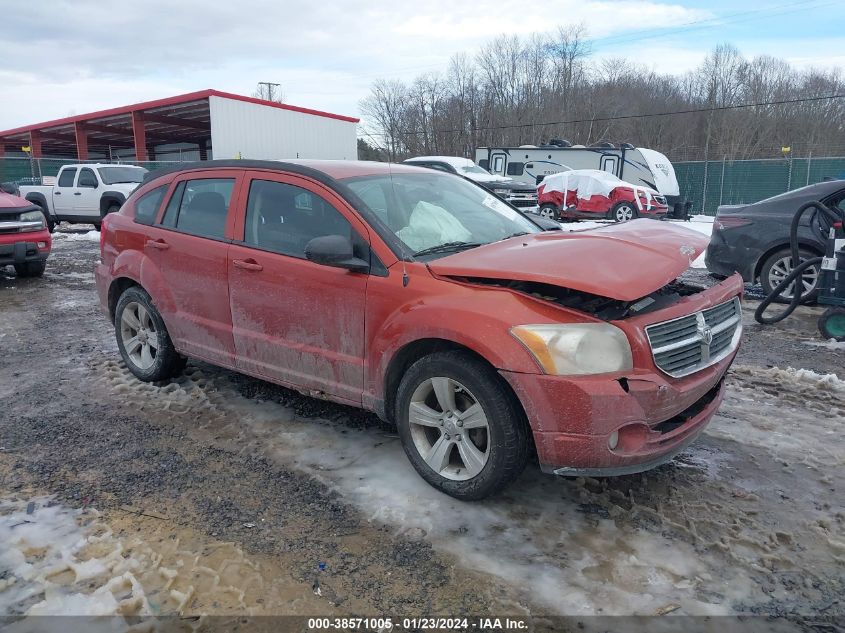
[460,165,491,175]
[97,166,147,185]
[343,172,540,258]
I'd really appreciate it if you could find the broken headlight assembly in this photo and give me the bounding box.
[510,323,633,376]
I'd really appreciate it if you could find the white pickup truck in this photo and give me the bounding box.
[19,163,147,231]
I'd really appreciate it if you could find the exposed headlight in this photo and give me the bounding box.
[19,210,46,232]
[492,188,511,196]
[510,323,633,376]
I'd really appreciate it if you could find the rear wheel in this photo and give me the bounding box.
[395,351,530,500]
[13,261,46,277]
[115,286,186,381]
[609,201,637,222]
[759,248,820,304]
[819,308,845,341]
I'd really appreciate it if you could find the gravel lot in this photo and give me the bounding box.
[1,226,842,627]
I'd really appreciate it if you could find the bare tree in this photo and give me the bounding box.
[253,82,285,103]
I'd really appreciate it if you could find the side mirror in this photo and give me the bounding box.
[304,235,369,273]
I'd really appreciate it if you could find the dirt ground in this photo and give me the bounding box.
[1,226,843,629]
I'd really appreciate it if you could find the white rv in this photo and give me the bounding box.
[475,143,680,203]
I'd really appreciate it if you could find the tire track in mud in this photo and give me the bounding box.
[86,355,844,617]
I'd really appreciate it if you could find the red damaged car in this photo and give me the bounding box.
[0,189,51,277]
[96,160,742,499]
[538,169,669,222]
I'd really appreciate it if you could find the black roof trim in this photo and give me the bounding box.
[142,160,409,260]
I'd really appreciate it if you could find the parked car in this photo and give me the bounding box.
[537,169,669,222]
[96,160,742,500]
[705,180,845,302]
[403,156,538,210]
[0,190,52,277]
[19,163,147,231]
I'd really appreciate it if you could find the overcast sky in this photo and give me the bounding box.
[1,0,843,131]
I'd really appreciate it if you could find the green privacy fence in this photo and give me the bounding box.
[675,155,845,216]
[0,157,189,186]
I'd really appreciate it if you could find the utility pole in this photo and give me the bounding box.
[257,82,282,102]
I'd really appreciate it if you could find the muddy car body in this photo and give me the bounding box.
[95,160,743,499]
[0,190,52,277]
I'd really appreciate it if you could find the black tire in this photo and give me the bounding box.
[395,351,530,500]
[759,247,820,304]
[609,201,638,222]
[105,203,121,217]
[818,307,845,342]
[114,286,186,382]
[46,216,56,233]
[92,222,102,232]
[538,204,559,222]
[13,260,46,277]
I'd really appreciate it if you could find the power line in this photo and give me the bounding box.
[367,93,845,138]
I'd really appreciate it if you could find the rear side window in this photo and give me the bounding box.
[58,168,77,187]
[134,185,167,225]
[162,178,234,239]
[243,179,352,258]
[506,162,524,176]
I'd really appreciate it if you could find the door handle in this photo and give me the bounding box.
[55,191,61,195]
[145,239,170,251]
[74,192,82,196]
[232,258,263,272]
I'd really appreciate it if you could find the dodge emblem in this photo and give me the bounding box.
[701,325,714,346]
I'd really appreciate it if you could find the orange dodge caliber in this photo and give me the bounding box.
[96,160,743,499]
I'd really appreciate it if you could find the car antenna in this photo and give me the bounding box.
[388,161,410,287]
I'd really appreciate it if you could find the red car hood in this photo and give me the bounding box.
[0,191,32,209]
[427,219,709,302]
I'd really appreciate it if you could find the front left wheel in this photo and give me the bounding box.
[609,201,637,222]
[115,286,186,381]
[395,351,530,500]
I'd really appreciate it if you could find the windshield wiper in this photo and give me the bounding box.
[501,231,529,240]
[413,241,483,257]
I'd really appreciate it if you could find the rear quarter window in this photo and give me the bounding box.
[133,185,168,225]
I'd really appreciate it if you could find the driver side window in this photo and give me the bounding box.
[243,179,353,259]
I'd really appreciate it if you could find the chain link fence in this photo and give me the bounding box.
[675,154,845,216]
[4,153,845,217]
[0,157,194,187]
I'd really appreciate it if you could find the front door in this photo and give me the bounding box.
[228,171,369,403]
[74,167,100,218]
[144,169,243,366]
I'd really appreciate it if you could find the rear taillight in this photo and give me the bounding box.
[100,215,108,256]
[715,216,752,230]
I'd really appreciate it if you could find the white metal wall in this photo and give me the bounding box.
[208,96,357,161]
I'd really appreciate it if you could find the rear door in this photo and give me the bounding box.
[53,167,77,216]
[227,170,369,403]
[144,169,243,366]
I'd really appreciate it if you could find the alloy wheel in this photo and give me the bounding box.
[407,377,490,481]
[615,204,634,221]
[768,256,819,299]
[120,301,159,370]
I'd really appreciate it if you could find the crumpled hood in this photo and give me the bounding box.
[427,219,710,302]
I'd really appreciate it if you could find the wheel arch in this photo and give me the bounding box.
[99,192,127,215]
[380,338,533,449]
[107,277,140,323]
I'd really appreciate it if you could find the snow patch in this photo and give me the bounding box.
[54,230,100,242]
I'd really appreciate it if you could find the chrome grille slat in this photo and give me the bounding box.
[645,297,742,378]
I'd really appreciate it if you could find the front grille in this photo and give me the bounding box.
[510,199,537,208]
[645,297,742,378]
[512,188,537,195]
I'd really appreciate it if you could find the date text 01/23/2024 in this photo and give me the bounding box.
[307,617,529,630]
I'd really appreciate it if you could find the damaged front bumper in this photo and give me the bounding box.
[500,348,735,477]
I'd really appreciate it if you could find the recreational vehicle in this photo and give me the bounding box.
[475,142,680,204]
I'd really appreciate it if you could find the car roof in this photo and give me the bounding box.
[142,159,433,183]
[404,156,475,169]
